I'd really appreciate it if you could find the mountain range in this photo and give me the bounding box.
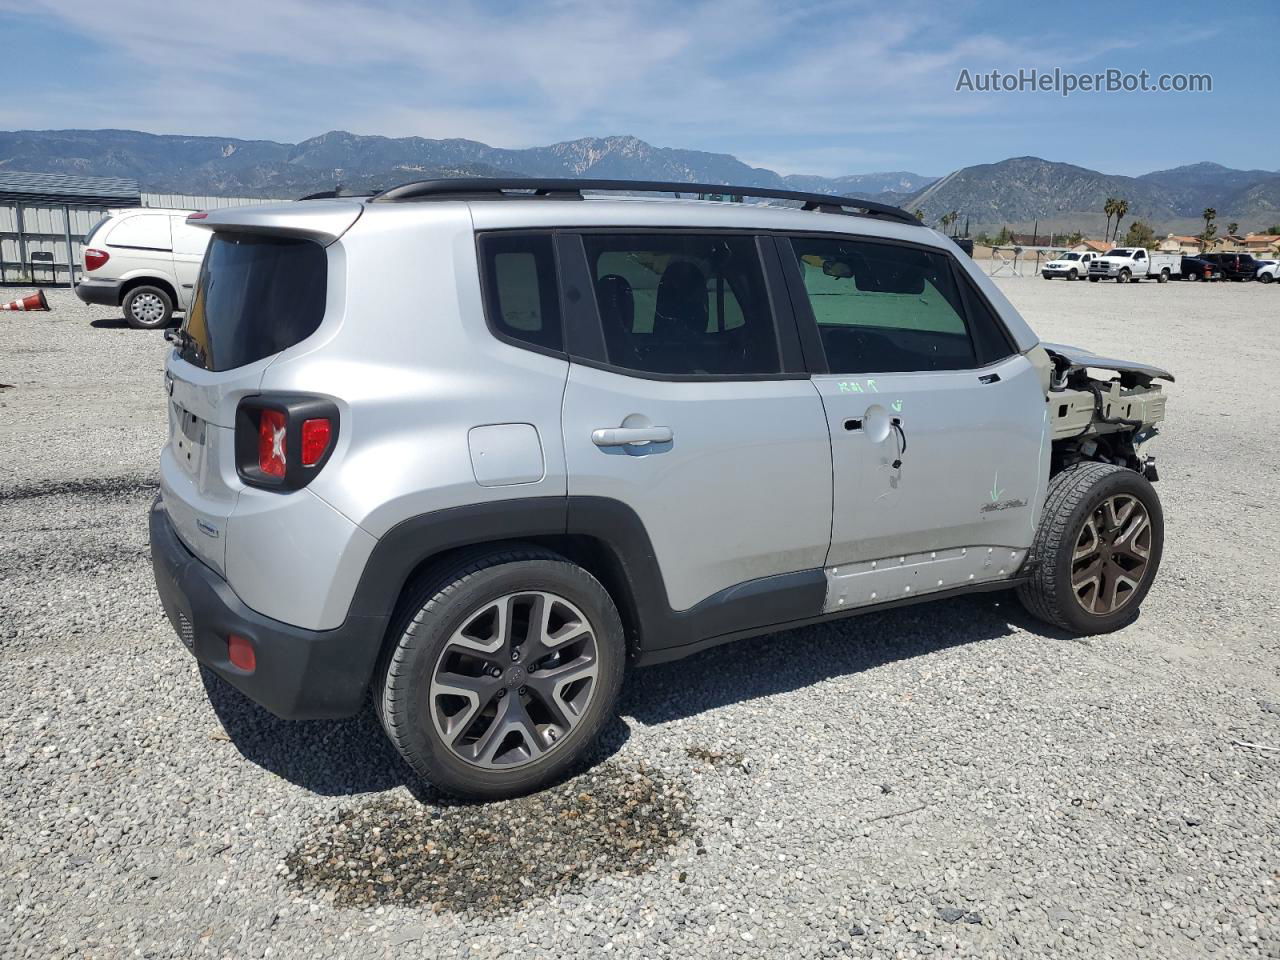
[2,128,1278,232]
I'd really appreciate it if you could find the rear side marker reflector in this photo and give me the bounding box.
[301,418,332,466]
[258,409,288,478]
[227,634,256,672]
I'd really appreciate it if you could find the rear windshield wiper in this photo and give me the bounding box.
[164,327,194,352]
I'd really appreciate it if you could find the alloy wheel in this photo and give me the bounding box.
[429,591,599,769]
[1071,494,1152,615]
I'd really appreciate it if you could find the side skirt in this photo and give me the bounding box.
[634,576,1028,667]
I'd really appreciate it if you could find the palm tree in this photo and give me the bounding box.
[939,210,959,234]
[913,208,925,222]
[1227,222,1239,237]
[1103,198,1118,244]
[1111,199,1129,244]
[1200,208,1217,253]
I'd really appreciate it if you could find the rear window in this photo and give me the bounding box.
[180,233,327,371]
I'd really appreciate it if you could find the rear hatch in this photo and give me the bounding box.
[160,201,361,573]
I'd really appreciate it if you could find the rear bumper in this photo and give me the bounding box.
[149,497,387,719]
[74,278,122,307]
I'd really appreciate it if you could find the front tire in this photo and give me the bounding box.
[1018,462,1164,635]
[1261,273,1275,284]
[122,285,173,329]
[377,547,626,800]
[1068,269,1079,281]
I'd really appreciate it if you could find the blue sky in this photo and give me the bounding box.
[2,0,1275,178]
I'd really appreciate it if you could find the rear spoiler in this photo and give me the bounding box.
[186,200,364,246]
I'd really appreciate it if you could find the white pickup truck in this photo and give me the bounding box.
[1087,247,1180,283]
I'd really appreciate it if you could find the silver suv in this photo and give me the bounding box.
[150,179,1172,799]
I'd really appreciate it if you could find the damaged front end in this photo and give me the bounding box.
[1039,342,1173,481]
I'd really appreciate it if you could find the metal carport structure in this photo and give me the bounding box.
[0,171,141,286]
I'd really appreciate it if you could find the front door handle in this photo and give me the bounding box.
[591,426,673,447]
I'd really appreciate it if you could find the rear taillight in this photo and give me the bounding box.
[300,418,332,466]
[235,396,339,491]
[84,248,109,270]
[257,409,288,478]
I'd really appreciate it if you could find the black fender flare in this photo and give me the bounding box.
[343,496,826,660]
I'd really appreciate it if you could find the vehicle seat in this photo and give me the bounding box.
[595,274,635,363]
[651,261,710,372]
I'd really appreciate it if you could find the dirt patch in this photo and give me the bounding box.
[0,475,158,503]
[285,761,694,914]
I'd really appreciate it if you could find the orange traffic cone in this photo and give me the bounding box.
[0,290,50,312]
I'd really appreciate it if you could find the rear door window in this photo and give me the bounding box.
[580,233,780,376]
[180,232,327,371]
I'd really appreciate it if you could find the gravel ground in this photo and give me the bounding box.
[2,282,1278,959]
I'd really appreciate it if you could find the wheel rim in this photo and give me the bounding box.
[1071,494,1152,615]
[130,292,165,324]
[429,591,599,769]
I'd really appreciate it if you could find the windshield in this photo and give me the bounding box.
[1060,253,1080,260]
[179,232,327,371]
[1107,249,1132,257]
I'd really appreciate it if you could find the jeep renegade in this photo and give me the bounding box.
[151,179,1171,799]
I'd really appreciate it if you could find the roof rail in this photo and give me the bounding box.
[370,177,922,226]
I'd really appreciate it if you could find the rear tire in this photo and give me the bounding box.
[1158,268,1169,283]
[1018,462,1164,635]
[122,285,173,329]
[377,547,626,800]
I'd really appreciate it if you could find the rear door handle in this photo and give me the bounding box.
[591,426,673,447]
[979,373,1001,384]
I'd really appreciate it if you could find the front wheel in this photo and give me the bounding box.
[1068,269,1079,281]
[377,547,626,800]
[1118,269,1132,283]
[1018,462,1164,635]
[122,285,173,329]
[1261,273,1275,284]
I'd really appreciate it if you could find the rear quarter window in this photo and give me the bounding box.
[105,213,172,251]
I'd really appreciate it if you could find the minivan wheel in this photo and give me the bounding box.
[377,547,626,800]
[1017,462,1164,635]
[123,285,173,329]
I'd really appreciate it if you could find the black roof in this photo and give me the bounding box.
[369,177,921,226]
[0,171,141,206]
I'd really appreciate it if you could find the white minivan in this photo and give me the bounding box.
[74,208,210,328]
